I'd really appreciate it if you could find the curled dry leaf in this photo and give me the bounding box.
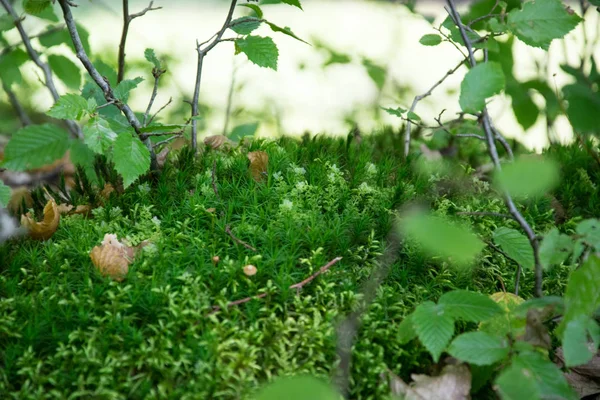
[243,264,257,276]
[89,233,142,281]
[204,135,234,150]
[99,183,116,201]
[247,151,268,182]
[385,364,471,400]
[57,203,92,217]
[20,198,60,240]
[57,203,74,215]
[156,146,170,169]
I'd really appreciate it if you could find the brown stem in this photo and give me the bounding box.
[225,224,257,252]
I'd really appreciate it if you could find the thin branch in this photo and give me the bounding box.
[117,1,161,83]
[209,257,343,313]
[225,224,257,252]
[0,0,81,138]
[403,56,468,159]
[143,67,166,126]
[2,82,32,126]
[191,0,238,152]
[486,240,522,295]
[456,211,514,219]
[0,24,65,57]
[148,97,172,126]
[446,0,543,297]
[455,133,485,140]
[57,0,158,171]
[153,134,182,149]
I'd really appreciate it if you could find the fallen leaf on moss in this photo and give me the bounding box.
[99,183,116,201]
[386,363,471,400]
[204,135,234,150]
[89,233,138,281]
[156,146,170,168]
[556,347,600,398]
[247,151,268,182]
[57,203,92,217]
[20,198,59,240]
[57,203,73,215]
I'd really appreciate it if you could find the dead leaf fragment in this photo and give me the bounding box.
[247,151,268,182]
[57,203,74,215]
[20,199,60,240]
[7,186,33,215]
[156,146,170,169]
[89,233,133,281]
[99,183,116,201]
[204,135,234,150]
[243,264,257,276]
[556,347,600,398]
[386,364,471,400]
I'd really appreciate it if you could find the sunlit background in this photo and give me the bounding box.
[3,0,600,150]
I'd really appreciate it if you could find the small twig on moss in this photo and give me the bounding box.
[191,0,238,152]
[0,0,81,138]
[2,82,32,126]
[209,257,343,314]
[446,0,543,297]
[147,97,172,126]
[403,56,468,159]
[212,159,220,200]
[225,224,257,252]
[57,0,158,171]
[456,211,514,219]
[117,0,161,83]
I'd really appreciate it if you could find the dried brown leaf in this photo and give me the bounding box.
[518,308,552,350]
[89,234,136,281]
[20,199,60,240]
[556,347,600,398]
[247,151,268,182]
[57,203,74,215]
[99,183,116,201]
[387,364,471,400]
[204,135,234,150]
[156,146,170,169]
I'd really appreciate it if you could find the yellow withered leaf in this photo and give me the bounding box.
[20,198,60,240]
[89,234,132,281]
[247,151,268,182]
[204,135,234,150]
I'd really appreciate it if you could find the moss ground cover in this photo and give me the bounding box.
[0,132,596,399]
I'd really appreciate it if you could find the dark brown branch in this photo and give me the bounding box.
[143,67,166,126]
[3,82,32,127]
[225,224,257,252]
[446,0,543,297]
[210,257,343,313]
[117,1,161,83]
[0,0,81,138]
[191,0,238,151]
[57,0,158,171]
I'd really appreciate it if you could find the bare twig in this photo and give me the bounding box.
[225,224,257,252]
[191,0,238,152]
[0,0,81,138]
[117,1,161,83]
[143,67,166,126]
[336,226,403,397]
[456,211,514,219]
[455,133,486,140]
[403,56,468,159]
[147,97,172,126]
[57,0,158,171]
[446,0,543,297]
[2,82,32,126]
[153,134,182,149]
[209,257,343,313]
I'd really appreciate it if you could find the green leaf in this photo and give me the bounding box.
[514,296,564,317]
[381,107,406,117]
[47,55,82,90]
[234,35,278,70]
[38,24,92,56]
[144,48,161,69]
[512,351,577,399]
[0,14,15,32]
[112,133,150,188]
[2,124,69,171]
[255,375,338,400]
[0,48,29,87]
[83,117,118,154]
[362,58,386,90]
[278,0,302,10]
[412,301,454,362]
[448,332,509,365]
[494,156,560,199]
[229,122,259,141]
[493,227,534,269]
[400,212,484,265]
[563,83,600,133]
[23,0,52,15]
[539,228,573,270]
[33,4,58,22]
[506,78,538,130]
[266,22,309,44]
[0,181,11,207]
[239,3,263,18]
[576,219,600,248]
[495,362,541,400]
[439,290,503,322]
[47,93,89,120]
[562,315,600,367]
[69,140,97,183]
[562,256,600,327]
[230,17,261,35]
[406,111,421,121]
[114,77,144,102]
[507,0,582,50]
[419,34,442,46]
[397,314,417,344]
[459,62,505,113]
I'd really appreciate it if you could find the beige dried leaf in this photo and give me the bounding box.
[89,233,134,281]
[57,203,74,215]
[99,183,116,201]
[20,199,60,240]
[247,151,268,182]
[156,146,170,169]
[387,364,471,400]
[243,264,257,276]
[204,135,234,150]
